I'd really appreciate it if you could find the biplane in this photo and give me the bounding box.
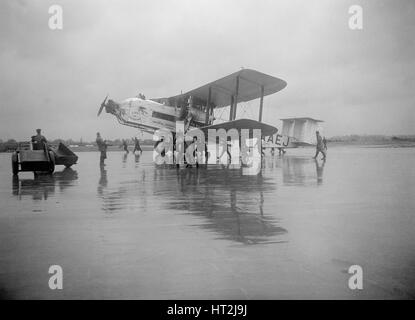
[98,69,285,134]
[97,69,321,164]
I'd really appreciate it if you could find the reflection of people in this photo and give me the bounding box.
[315,158,326,185]
[313,131,326,160]
[96,132,107,166]
[97,166,107,196]
[31,128,47,150]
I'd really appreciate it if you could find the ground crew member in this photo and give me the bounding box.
[31,129,47,150]
[96,132,107,166]
[313,131,326,160]
[133,137,142,155]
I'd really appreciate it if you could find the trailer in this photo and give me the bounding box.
[52,142,78,168]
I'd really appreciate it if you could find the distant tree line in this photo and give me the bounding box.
[327,134,415,142]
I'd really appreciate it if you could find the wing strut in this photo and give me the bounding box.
[205,86,212,124]
[229,96,234,121]
[228,75,240,121]
[259,85,264,122]
[233,75,240,120]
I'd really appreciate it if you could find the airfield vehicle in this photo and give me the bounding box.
[11,142,78,176]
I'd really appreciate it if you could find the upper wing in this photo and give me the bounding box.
[199,118,278,137]
[157,69,287,108]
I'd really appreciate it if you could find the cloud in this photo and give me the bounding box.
[0,0,414,140]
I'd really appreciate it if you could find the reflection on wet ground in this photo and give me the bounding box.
[161,168,287,244]
[93,155,324,244]
[12,168,78,200]
[1,147,414,299]
[8,153,325,246]
[4,154,337,249]
[280,157,325,186]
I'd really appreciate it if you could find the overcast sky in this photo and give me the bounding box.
[0,0,414,141]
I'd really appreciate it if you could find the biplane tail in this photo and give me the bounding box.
[280,117,324,146]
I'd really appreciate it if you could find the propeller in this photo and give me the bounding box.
[97,94,108,116]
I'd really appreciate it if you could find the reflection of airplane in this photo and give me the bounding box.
[12,168,78,200]
[94,163,287,243]
[159,167,287,244]
[279,156,325,186]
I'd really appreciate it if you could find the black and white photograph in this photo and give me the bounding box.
[0,0,414,306]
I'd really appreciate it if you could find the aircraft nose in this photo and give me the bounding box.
[97,94,108,116]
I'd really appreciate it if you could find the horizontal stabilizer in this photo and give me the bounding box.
[280,117,324,145]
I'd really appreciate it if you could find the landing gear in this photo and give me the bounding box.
[12,153,19,175]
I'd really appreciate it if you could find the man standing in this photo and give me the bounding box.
[96,132,107,166]
[313,131,326,160]
[31,129,48,150]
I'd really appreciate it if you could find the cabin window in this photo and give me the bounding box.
[152,111,176,122]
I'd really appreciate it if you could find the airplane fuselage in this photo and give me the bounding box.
[104,97,207,134]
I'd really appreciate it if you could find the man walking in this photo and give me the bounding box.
[133,137,142,155]
[313,131,326,160]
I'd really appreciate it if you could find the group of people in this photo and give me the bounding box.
[30,129,325,168]
[122,137,143,154]
[96,133,142,166]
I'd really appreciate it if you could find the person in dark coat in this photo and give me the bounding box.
[313,131,326,160]
[133,137,142,155]
[31,129,47,150]
[96,132,107,166]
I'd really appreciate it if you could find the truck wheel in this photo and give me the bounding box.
[11,153,19,175]
[48,151,55,174]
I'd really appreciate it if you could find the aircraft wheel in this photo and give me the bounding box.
[11,153,19,176]
[48,151,55,174]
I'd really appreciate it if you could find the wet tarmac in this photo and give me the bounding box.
[0,146,414,299]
